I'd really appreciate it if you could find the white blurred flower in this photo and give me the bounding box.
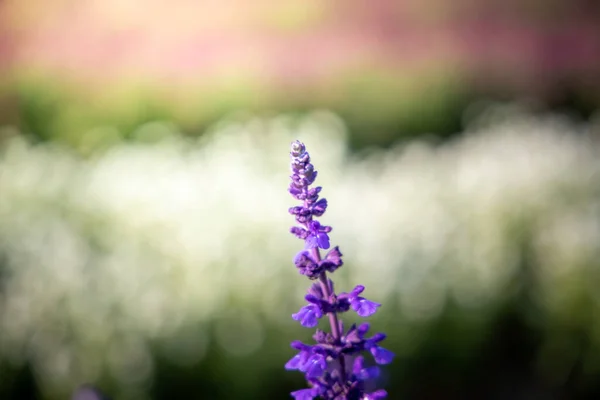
[0,107,598,397]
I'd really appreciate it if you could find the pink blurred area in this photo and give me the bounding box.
[1,0,599,96]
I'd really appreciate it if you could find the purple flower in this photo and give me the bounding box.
[286,342,329,379]
[364,334,394,365]
[302,353,328,378]
[349,285,381,317]
[344,322,371,344]
[305,220,331,250]
[291,226,309,240]
[352,356,381,381]
[286,141,392,399]
[320,246,343,273]
[293,251,322,278]
[293,303,323,328]
[310,198,328,216]
[285,350,311,371]
[369,346,395,365]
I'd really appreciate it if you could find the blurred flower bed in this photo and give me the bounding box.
[1,106,600,399]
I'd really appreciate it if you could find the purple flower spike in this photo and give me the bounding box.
[286,141,392,398]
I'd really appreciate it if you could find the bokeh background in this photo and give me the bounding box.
[1,1,600,399]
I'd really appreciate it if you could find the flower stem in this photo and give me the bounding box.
[311,247,347,384]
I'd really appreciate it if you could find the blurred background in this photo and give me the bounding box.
[1,1,600,399]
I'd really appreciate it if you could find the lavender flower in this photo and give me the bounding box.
[286,141,394,399]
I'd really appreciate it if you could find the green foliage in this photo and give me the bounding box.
[5,72,471,155]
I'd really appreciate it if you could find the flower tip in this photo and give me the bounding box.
[290,141,306,157]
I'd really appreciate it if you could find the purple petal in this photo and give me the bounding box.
[292,305,322,328]
[290,227,308,239]
[305,235,319,249]
[357,322,371,337]
[311,198,327,216]
[309,220,321,230]
[299,163,314,177]
[293,251,309,265]
[302,354,327,378]
[352,356,365,376]
[316,232,330,249]
[291,341,312,351]
[357,366,380,381]
[307,186,322,198]
[365,390,388,400]
[289,185,302,197]
[291,388,316,400]
[288,206,303,215]
[370,346,394,365]
[312,329,327,343]
[368,333,387,343]
[351,285,365,296]
[324,246,343,266]
[307,283,325,300]
[294,251,317,270]
[351,297,381,317]
[305,294,320,304]
[344,324,362,343]
[285,353,306,370]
